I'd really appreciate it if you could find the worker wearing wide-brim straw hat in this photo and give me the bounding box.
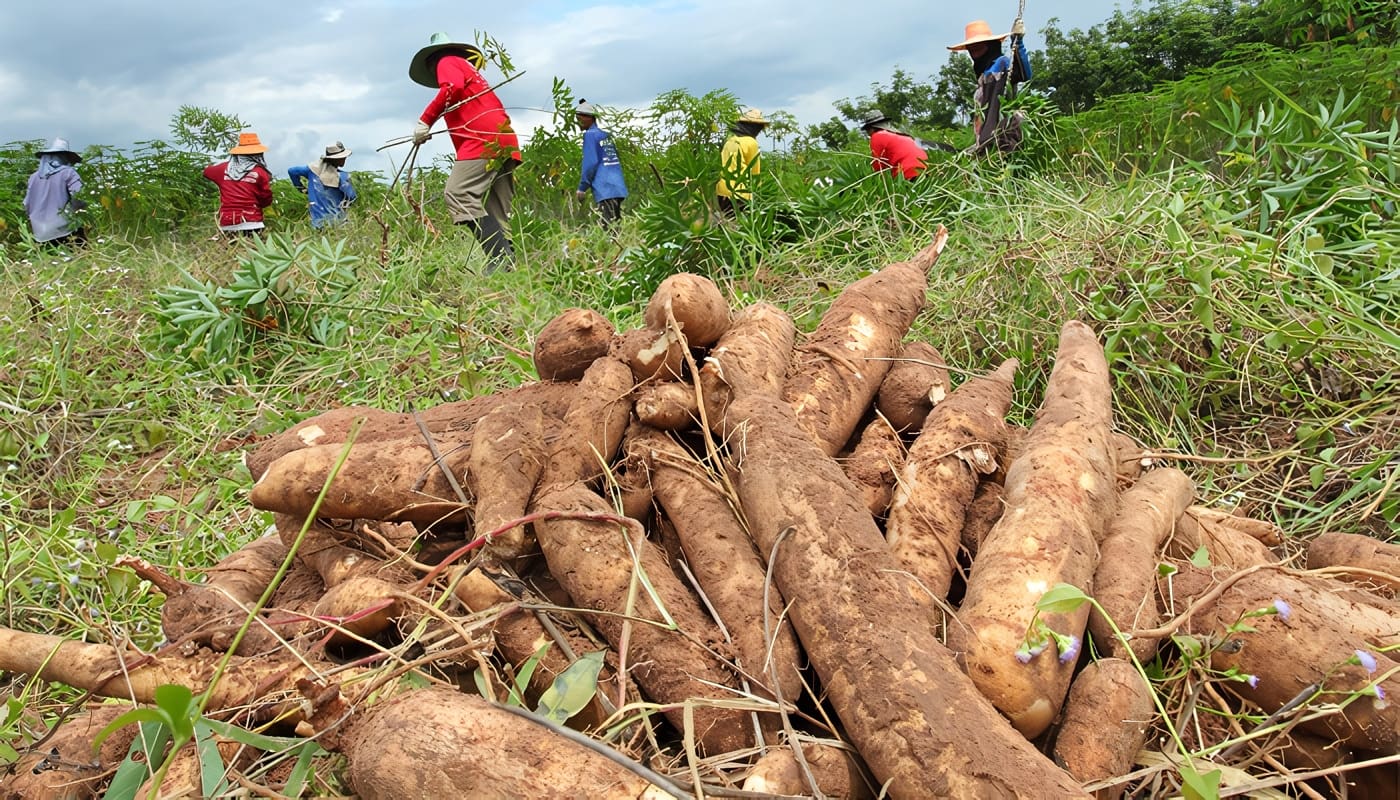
[202,132,274,236]
[24,136,88,246]
[948,18,1034,155]
[408,31,521,273]
[716,108,769,217]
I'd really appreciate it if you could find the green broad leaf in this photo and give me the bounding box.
[202,718,314,752]
[194,721,230,797]
[1309,463,1328,488]
[1181,766,1222,800]
[103,720,171,800]
[1189,546,1212,568]
[153,684,198,742]
[1035,583,1090,614]
[284,738,324,797]
[515,642,552,699]
[471,667,495,702]
[1172,634,1204,660]
[0,740,18,762]
[536,650,606,725]
[1157,562,1178,577]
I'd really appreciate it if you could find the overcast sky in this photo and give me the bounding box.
[1,1,1120,176]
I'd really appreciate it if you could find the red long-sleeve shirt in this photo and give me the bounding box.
[870,129,927,180]
[419,54,521,163]
[202,161,273,226]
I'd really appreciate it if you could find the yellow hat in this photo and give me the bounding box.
[948,20,1009,50]
[737,109,769,126]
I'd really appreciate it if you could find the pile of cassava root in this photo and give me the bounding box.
[4,226,1397,799]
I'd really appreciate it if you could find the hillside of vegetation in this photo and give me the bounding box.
[0,7,1395,798]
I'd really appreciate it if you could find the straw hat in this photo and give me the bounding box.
[409,32,485,87]
[947,20,1009,50]
[736,109,769,126]
[36,137,81,162]
[576,99,599,117]
[229,132,268,155]
[860,109,897,132]
[323,141,351,160]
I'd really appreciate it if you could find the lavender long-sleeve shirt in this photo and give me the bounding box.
[23,163,84,242]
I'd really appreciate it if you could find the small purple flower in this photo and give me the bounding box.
[1246,674,1259,689]
[1055,633,1082,664]
[1271,598,1292,621]
[1354,650,1378,674]
[1015,640,1048,664]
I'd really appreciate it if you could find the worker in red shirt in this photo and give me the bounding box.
[409,32,522,273]
[202,132,274,236]
[860,110,927,180]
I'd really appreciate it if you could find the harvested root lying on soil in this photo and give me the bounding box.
[9,232,1397,800]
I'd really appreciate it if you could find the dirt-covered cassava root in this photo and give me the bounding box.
[955,320,1118,739]
[783,228,947,456]
[728,391,1088,798]
[885,358,1017,607]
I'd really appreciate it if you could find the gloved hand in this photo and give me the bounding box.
[412,121,432,145]
[297,185,308,194]
[339,198,353,210]
[1011,17,1026,36]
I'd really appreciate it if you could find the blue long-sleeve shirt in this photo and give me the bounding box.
[288,165,357,228]
[578,124,628,202]
[985,36,1033,83]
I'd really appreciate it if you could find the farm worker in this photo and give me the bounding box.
[948,18,1033,155]
[288,142,357,228]
[23,137,87,246]
[202,132,274,236]
[860,110,928,180]
[715,108,768,217]
[409,32,521,273]
[574,99,628,231]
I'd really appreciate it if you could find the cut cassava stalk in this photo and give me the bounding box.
[344,686,680,799]
[466,401,546,559]
[726,391,1087,798]
[783,228,947,456]
[1088,467,1195,662]
[1164,564,1400,753]
[1052,658,1155,800]
[875,340,951,432]
[697,302,796,438]
[528,481,754,755]
[885,359,1017,607]
[955,321,1118,739]
[626,424,805,703]
[841,412,906,518]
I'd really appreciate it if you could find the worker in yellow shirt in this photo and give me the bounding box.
[715,109,768,216]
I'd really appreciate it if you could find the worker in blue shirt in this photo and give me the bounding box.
[573,100,628,230]
[288,142,357,227]
[948,18,1033,155]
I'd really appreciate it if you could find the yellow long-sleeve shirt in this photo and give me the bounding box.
[715,134,760,200]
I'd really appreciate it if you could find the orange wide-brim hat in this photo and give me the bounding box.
[948,20,1010,50]
[229,132,268,154]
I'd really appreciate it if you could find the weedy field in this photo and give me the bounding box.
[0,35,1396,800]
